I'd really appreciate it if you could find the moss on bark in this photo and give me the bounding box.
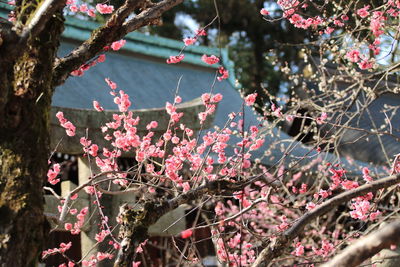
[0,5,64,266]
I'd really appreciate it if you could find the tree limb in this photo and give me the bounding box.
[321,221,400,267]
[18,0,66,45]
[114,179,246,266]
[122,0,183,33]
[52,0,183,86]
[251,173,400,267]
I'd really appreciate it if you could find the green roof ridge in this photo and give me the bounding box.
[0,3,237,87]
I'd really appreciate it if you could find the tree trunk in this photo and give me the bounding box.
[0,9,64,266]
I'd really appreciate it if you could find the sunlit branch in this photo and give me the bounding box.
[252,173,400,266]
[322,221,400,267]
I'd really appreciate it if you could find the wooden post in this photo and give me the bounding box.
[77,156,98,261]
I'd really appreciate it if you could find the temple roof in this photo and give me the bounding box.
[0,4,385,176]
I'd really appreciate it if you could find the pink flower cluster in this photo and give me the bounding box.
[96,4,114,14]
[181,229,193,238]
[42,242,72,259]
[245,93,257,106]
[183,37,197,46]
[357,5,370,18]
[71,54,106,77]
[166,54,184,64]
[47,163,61,185]
[67,0,96,17]
[217,66,229,81]
[201,54,220,65]
[260,8,269,16]
[80,137,99,157]
[93,100,104,112]
[105,78,117,90]
[114,90,131,112]
[111,40,126,51]
[56,111,76,136]
[95,229,110,242]
[63,207,89,235]
[81,252,114,266]
[198,93,222,124]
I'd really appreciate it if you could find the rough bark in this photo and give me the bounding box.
[0,5,64,266]
[322,221,400,267]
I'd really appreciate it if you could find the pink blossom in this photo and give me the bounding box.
[316,112,328,124]
[260,8,269,16]
[88,144,98,157]
[79,4,87,12]
[96,4,114,14]
[362,167,373,182]
[70,208,78,215]
[370,210,381,221]
[358,58,374,70]
[201,93,211,104]
[69,5,78,12]
[319,190,330,199]
[171,136,180,144]
[198,112,207,123]
[166,54,184,64]
[105,78,117,90]
[341,180,359,190]
[211,93,223,103]
[181,229,193,239]
[56,112,76,136]
[97,54,106,63]
[114,90,131,112]
[95,230,109,242]
[111,39,126,51]
[175,96,182,103]
[183,37,196,46]
[93,101,104,112]
[370,12,385,37]
[306,202,316,210]
[146,121,158,130]
[201,54,220,65]
[245,93,257,106]
[217,67,229,81]
[195,28,207,36]
[341,14,349,21]
[346,49,360,63]
[350,200,371,221]
[271,103,282,117]
[97,252,113,261]
[324,27,334,35]
[293,242,305,256]
[64,223,72,231]
[357,5,370,18]
[87,8,96,17]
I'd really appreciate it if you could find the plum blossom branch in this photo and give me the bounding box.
[252,173,400,266]
[53,0,183,86]
[59,170,116,222]
[321,221,400,267]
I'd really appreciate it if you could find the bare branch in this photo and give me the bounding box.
[252,173,400,267]
[122,0,183,33]
[52,0,183,86]
[321,221,400,267]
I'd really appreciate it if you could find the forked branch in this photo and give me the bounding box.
[252,173,400,267]
[52,0,183,86]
